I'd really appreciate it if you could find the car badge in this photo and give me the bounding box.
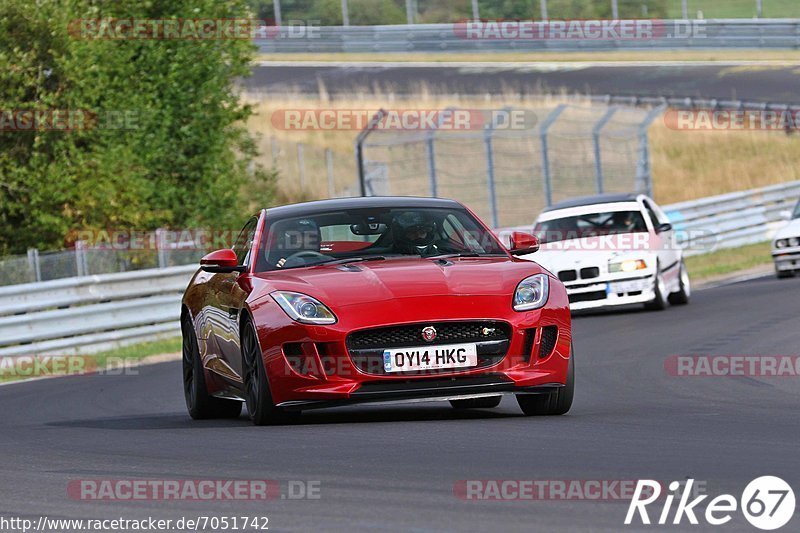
[482,327,496,336]
[422,326,437,342]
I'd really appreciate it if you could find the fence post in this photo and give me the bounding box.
[681,0,688,18]
[341,0,350,25]
[297,143,306,188]
[756,0,762,18]
[539,104,567,207]
[611,0,619,19]
[636,105,666,197]
[484,121,499,228]
[27,248,41,282]
[540,0,548,21]
[75,240,87,277]
[426,131,438,197]
[592,106,618,194]
[325,148,335,197]
[156,228,167,268]
[272,0,282,26]
[355,109,387,196]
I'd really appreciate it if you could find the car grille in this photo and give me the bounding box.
[560,268,600,282]
[568,290,607,304]
[580,267,600,279]
[539,326,558,359]
[347,321,511,376]
[558,270,578,282]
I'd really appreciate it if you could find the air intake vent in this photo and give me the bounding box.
[539,326,558,359]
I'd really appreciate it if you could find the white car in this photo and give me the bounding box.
[519,193,690,311]
[772,199,800,278]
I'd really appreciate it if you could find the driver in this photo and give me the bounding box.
[272,218,322,268]
[611,212,637,232]
[392,211,440,255]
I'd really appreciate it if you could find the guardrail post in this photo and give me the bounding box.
[484,121,499,228]
[592,106,618,194]
[539,104,567,207]
[156,228,167,268]
[635,105,666,197]
[325,148,335,197]
[27,248,41,283]
[355,109,387,197]
[75,241,88,277]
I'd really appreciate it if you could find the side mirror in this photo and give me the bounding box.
[656,222,673,233]
[200,249,246,273]
[780,210,792,221]
[509,231,539,255]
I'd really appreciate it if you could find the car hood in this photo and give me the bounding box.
[520,236,656,274]
[251,257,544,307]
[774,218,800,240]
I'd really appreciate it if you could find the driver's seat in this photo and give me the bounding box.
[267,218,321,268]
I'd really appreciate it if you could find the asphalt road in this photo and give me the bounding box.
[1,274,798,532]
[245,62,800,103]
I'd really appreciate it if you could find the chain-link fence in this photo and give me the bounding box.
[262,136,359,199]
[357,103,663,228]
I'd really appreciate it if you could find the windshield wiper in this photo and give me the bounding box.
[427,252,504,260]
[324,256,387,266]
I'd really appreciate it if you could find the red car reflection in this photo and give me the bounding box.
[181,197,574,425]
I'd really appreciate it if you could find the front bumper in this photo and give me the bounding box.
[562,273,656,310]
[245,291,572,407]
[772,249,800,272]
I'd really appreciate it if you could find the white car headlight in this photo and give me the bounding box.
[790,237,800,247]
[514,274,549,311]
[271,291,337,324]
[609,258,648,273]
[775,239,787,249]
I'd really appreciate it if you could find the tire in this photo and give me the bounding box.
[241,319,299,426]
[450,396,502,409]
[668,260,691,305]
[516,347,574,416]
[644,266,669,311]
[182,316,242,420]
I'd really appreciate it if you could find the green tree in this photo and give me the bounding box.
[0,0,272,254]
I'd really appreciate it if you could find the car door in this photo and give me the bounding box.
[642,197,680,286]
[211,216,259,381]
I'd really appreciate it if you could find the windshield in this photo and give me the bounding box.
[255,206,507,271]
[534,210,648,244]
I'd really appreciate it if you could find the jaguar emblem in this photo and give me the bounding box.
[421,326,437,342]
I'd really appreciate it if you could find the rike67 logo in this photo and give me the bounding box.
[626,477,795,530]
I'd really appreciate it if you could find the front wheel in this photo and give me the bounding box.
[182,316,242,420]
[516,347,574,416]
[644,268,668,311]
[668,260,691,305]
[241,319,299,426]
[450,396,502,409]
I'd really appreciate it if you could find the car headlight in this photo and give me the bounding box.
[790,237,800,247]
[609,259,648,273]
[271,291,337,324]
[514,274,549,311]
[776,239,788,249]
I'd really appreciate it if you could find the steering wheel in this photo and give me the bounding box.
[281,250,329,268]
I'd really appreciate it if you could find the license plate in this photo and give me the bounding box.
[608,279,649,294]
[383,343,478,373]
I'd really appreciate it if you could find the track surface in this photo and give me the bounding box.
[245,63,800,103]
[1,275,799,532]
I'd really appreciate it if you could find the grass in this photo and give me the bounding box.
[256,50,800,64]
[667,0,800,18]
[685,241,773,280]
[0,336,181,383]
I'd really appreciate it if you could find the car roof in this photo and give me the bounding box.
[542,193,642,213]
[263,196,464,218]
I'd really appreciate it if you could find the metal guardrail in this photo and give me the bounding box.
[664,180,800,256]
[0,265,196,357]
[256,20,800,53]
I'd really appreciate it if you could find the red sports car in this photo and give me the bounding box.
[181,197,574,425]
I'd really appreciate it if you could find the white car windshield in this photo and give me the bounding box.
[534,210,648,244]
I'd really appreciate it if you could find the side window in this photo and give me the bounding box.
[232,217,258,266]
